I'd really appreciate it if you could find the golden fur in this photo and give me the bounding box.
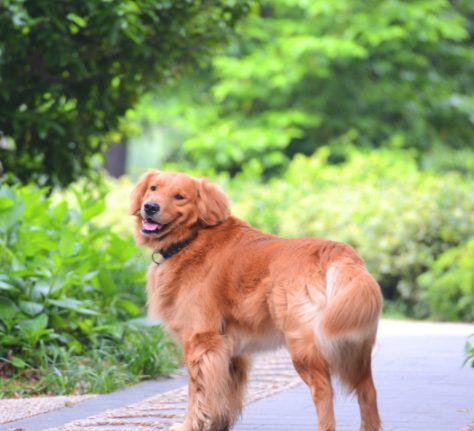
[131,170,383,431]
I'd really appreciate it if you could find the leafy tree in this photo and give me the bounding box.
[134,0,474,176]
[0,0,252,187]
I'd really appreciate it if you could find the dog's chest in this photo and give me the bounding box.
[146,262,183,320]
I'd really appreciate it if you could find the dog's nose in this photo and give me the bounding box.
[144,201,160,215]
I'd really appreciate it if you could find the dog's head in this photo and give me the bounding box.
[130,170,230,248]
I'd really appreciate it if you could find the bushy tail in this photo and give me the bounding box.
[322,265,382,338]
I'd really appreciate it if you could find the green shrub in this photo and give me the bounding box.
[465,335,474,369]
[418,239,474,322]
[0,182,179,396]
[224,147,474,319]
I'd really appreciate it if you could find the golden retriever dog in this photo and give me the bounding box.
[131,170,383,431]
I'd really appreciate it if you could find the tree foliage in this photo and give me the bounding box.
[135,0,474,175]
[0,0,252,187]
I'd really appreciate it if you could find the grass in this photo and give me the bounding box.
[0,306,416,399]
[0,325,182,398]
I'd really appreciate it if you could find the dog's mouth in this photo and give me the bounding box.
[141,217,175,236]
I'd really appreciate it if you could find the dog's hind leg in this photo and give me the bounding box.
[335,340,382,431]
[288,339,336,431]
[227,355,251,420]
[357,370,381,431]
[351,353,381,431]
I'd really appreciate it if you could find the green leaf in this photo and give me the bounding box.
[8,269,34,278]
[49,312,67,329]
[0,197,13,211]
[82,201,106,222]
[0,335,22,345]
[59,230,76,258]
[19,313,50,333]
[51,252,62,269]
[124,29,141,44]
[130,270,147,283]
[0,200,25,232]
[31,256,55,271]
[58,333,78,345]
[17,229,34,256]
[71,188,85,210]
[93,322,124,338]
[66,13,87,28]
[48,298,99,315]
[52,201,68,221]
[19,300,44,316]
[82,271,99,282]
[98,270,117,296]
[0,186,16,201]
[31,281,51,299]
[73,307,99,315]
[108,236,138,262]
[0,296,18,321]
[117,299,141,316]
[18,229,58,256]
[76,319,93,335]
[0,281,20,293]
[10,254,26,272]
[48,298,84,309]
[30,313,48,331]
[50,277,66,294]
[10,357,26,369]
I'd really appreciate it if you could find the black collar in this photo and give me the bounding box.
[152,237,195,265]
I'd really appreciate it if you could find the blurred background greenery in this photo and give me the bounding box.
[1,0,474,395]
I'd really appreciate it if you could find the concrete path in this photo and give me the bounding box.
[233,320,474,431]
[2,320,474,431]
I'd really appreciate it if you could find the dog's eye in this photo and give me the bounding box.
[150,186,157,191]
[174,194,185,200]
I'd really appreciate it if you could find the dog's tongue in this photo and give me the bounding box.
[142,219,162,231]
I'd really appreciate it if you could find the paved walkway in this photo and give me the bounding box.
[2,320,474,431]
[233,320,474,431]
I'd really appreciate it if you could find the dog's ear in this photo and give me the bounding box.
[130,170,159,216]
[197,178,230,227]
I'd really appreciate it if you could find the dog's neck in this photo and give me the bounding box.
[159,236,196,259]
[150,219,231,265]
[152,236,195,264]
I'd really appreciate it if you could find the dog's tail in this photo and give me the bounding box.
[321,260,382,339]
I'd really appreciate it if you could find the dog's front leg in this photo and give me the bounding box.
[176,330,235,431]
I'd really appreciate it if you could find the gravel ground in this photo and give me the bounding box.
[0,395,98,426]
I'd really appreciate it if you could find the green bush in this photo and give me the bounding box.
[419,239,474,322]
[465,335,474,369]
[0,182,179,396]
[223,146,474,319]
